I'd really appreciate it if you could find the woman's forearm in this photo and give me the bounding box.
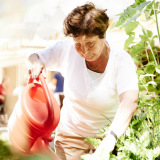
[109,100,138,138]
[94,99,138,154]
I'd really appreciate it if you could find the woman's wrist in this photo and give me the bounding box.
[103,130,117,142]
[104,133,117,143]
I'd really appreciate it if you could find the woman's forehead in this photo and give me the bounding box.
[73,34,99,42]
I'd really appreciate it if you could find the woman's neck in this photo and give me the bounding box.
[86,41,110,73]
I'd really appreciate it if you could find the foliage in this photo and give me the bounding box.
[82,0,160,159]
[0,140,13,160]
[0,139,50,160]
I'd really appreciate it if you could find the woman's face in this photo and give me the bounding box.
[73,34,106,61]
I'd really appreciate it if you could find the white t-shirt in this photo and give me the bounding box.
[37,39,138,137]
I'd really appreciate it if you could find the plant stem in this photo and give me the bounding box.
[149,43,158,66]
[157,100,160,147]
[152,108,155,148]
[145,45,149,63]
[101,114,112,124]
[138,22,158,66]
[154,3,160,48]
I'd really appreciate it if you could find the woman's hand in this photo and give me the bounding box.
[26,53,45,79]
[92,134,116,158]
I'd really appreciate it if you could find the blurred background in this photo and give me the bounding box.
[0,0,159,159]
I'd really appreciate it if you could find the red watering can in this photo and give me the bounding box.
[8,73,61,160]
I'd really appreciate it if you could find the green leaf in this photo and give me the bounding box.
[130,42,145,57]
[128,0,147,9]
[153,146,160,158]
[142,28,153,38]
[85,137,101,149]
[147,30,153,37]
[144,0,155,19]
[129,32,136,36]
[146,64,155,74]
[132,120,139,126]
[145,0,154,9]
[125,21,139,35]
[155,65,160,73]
[147,150,154,160]
[139,130,150,147]
[115,1,151,28]
[142,28,146,35]
[124,36,135,49]
[147,81,157,85]
[109,21,118,30]
[139,74,155,79]
[137,69,144,75]
[155,1,160,10]
[145,61,155,66]
[96,133,103,139]
[139,34,149,41]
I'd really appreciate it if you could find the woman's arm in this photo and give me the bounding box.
[93,90,138,155]
[109,90,138,139]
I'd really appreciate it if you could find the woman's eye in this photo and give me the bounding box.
[88,43,94,47]
[75,43,81,47]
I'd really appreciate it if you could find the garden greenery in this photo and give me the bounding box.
[82,0,160,159]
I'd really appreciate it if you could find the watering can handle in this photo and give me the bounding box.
[28,74,54,125]
[28,78,34,84]
[39,74,54,124]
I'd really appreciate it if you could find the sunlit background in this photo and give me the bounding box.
[0,0,159,159]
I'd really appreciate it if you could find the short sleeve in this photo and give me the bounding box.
[115,52,139,96]
[36,40,62,71]
[36,39,72,73]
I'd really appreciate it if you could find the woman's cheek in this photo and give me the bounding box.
[75,48,83,56]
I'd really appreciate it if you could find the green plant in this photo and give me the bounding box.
[115,0,160,150]
[0,138,49,160]
[82,0,160,159]
[0,140,12,160]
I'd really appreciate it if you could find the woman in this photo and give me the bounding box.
[27,2,138,160]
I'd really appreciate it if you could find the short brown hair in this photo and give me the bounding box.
[63,2,109,39]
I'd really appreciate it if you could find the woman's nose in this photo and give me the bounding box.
[81,45,88,55]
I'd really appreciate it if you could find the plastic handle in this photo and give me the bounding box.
[28,74,54,127]
[39,74,54,126]
[28,78,34,84]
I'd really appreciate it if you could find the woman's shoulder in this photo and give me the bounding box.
[48,38,73,49]
[108,41,133,62]
[57,38,73,46]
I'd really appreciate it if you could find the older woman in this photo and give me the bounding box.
[27,2,138,160]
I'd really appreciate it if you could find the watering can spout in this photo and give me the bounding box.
[30,136,61,160]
